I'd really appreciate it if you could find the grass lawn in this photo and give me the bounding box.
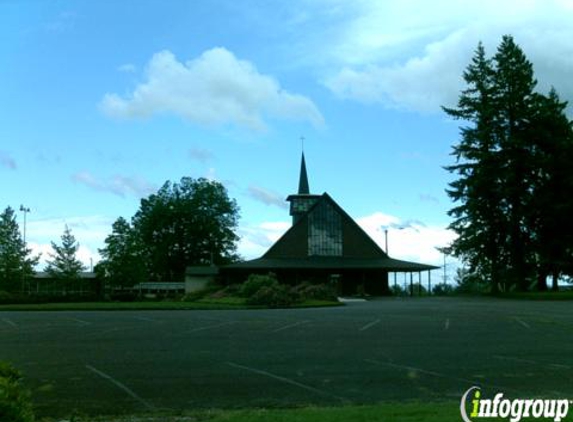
[0,297,341,311]
[34,402,460,422]
[35,401,549,422]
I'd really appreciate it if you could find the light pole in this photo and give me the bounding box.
[383,225,406,255]
[19,205,30,293]
[19,205,30,245]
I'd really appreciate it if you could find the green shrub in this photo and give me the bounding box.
[411,283,428,296]
[246,282,296,308]
[0,361,35,422]
[432,282,455,296]
[204,284,243,300]
[181,284,224,302]
[454,267,490,294]
[239,273,278,298]
[294,283,337,301]
[390,284,407,296]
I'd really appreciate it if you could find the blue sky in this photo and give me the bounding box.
[2,1,573,276]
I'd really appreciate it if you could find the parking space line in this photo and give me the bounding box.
[132,316,158,323]
[86,327,130,338]
[68,317,91,326]
[359,319,380,331]
[444,318,450,330]
[272,320,310,333]
[185,321,236,333]
[85,365,154,410]
[513,317,531,329]
[364,358,514,392]
[494,355,571,370]
[2,318,17,328]
[226,362,349,403]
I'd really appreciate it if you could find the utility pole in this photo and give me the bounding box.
[443,252,447,284]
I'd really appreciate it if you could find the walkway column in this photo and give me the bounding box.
[427,270,431,295]
[409,272,413,297]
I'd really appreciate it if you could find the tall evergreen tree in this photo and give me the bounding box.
[491,35,539,290]
[527,89,573,290]
[45,225,86,289]
[444,35,573,291]
[0,207,39,292]
[443,42,508,291]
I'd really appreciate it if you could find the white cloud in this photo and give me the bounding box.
[356,212,456,266]
[237,221,291,259]
[325,29,470,112]
[323,0,573,113]
[100,48,325,131]
[72,171,156,198]
[247,186,288,209]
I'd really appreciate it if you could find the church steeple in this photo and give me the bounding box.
[286,151,321,225]
[298,152,310,194]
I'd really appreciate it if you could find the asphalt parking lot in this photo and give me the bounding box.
[2,297,573,417]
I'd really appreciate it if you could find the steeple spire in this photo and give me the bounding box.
[298,152,310,194]
[287,148,319,224]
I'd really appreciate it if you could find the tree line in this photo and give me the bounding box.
[0,177,239,294]
[0,207,86,293]
[444,35,573,292]
[96,177,239,289]
[3,36,572,296]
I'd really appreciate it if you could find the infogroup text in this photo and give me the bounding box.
[460,387,571,422]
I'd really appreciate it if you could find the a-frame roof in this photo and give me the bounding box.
[265,192,386,259]
[226,193,438,272]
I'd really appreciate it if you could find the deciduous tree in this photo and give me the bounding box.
[129,177,240,281]
[96,217,147,289]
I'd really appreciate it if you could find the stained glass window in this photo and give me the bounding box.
[308,201,342,256]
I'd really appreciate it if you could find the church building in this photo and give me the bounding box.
[219,153,438,296]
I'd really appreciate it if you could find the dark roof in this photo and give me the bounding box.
[224,257,438,272]
[33,271,96,279]
[220,153,439,275]
[185,266,219,276]
[298,152,310,194]
[224,193,439,273]
[264,193,389,260]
